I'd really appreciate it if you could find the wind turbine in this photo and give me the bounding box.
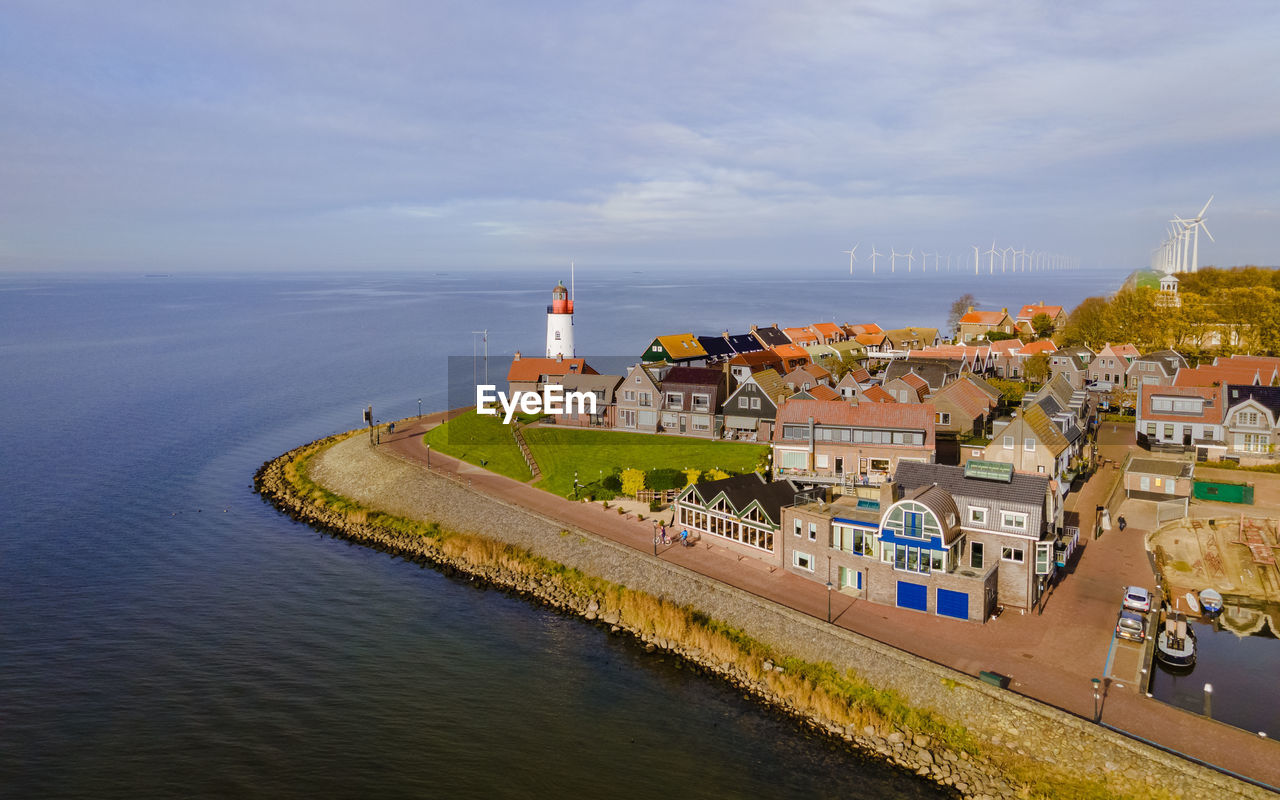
[906,248,916,273]
[869,245,882,275]
[934,251,942,272]
[972,245,980,275]
[842,242,859,275]
[984,241,998,274]
[890,247,902,273]
[920,250,930,272]
[1180,195,1214,273]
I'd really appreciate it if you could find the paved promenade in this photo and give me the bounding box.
[375,414,1279,789]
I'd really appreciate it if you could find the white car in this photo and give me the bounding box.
[1122,586,1152,613]
[1086,381,1113,392]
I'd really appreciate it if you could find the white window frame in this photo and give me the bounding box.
[1000,511,1027,531]
[1001,546,1025,563]
[1003,435,1014,449]
[793,551,814,572]
[969,507,987,525]
[1024,438,1036,452]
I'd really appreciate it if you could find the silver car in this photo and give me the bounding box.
[1122,586,1151,613]
[1116,610,1146,642]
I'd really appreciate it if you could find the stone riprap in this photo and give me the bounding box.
[254,432,1272,800]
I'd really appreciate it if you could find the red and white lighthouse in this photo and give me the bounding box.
[546,280,574,358]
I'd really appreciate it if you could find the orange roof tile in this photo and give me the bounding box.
[808,384,840,401]
[1174,365,1264,387]
[855,333,886,346]
[1019,340,1058,355]
[782,327,820,344]
[861,385,895,403]
[772,343,811,360]
[1017,304,1064,320]
[959,310,1008,325]
[507,357,596,382]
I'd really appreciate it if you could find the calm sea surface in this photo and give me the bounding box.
[1,268,1115,798]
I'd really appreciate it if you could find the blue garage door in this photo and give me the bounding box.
[936,588,969,620]
[896,581,927,611]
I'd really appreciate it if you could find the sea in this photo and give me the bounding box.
[1,266,1120,798]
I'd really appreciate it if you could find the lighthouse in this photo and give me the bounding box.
[546,280,575,358]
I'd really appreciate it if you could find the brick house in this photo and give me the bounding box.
[1087,343,1140,387]
[1014,302,1067,336]
[659,366,726,438]
[722,368,788,440]
[506,352,597,396]
[771,399,935,486]
[927,375,1001,438]
[956,308,1015,343]
[728,350,786,385]
[546,373,622,428]
[615,363,667,433]
[1125,350,1187,389]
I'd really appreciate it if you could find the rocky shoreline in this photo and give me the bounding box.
[255,431,1271,800]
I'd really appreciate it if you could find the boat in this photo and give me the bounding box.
[1198,588,1224,617]
[1184,592,1200,615]
[1156,612,1197,669]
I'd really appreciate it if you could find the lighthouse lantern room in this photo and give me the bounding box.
[546,280,575,358]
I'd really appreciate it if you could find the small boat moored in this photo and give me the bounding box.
[1156,612,1197,669]
[1199,588,1224,617]
[1184,591,1200,616]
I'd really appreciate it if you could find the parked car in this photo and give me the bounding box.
[1086,381,1113,392]
[1122,586,1152,613]
[1116,610,1146,643]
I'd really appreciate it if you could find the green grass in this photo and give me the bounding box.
[523,426,770,497]
[424,410,533,482]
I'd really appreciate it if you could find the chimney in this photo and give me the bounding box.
[513,351,521,361]
[967,305,974,313]
[1001,307,1008,314]
[722,330,731,340]
[750,324,758,332]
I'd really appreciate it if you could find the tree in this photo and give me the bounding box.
[1030,313,1054,339]
[1025,352,1050,383]
[620,468,646,497]
[984,330,1020,342]
[683,468,702,486]
[1061,297,1110,348]
[947,293,978,339]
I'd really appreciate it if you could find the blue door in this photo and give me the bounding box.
[896,581,927,611]
[936,588,969,620]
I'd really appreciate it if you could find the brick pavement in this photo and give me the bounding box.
[372,415,1280,789]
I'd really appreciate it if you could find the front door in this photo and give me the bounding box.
[835,457,844,474]
[679,415,686,433]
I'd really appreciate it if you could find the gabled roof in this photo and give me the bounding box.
[697,335,736,359]
[1019,340,1058,356]
[1096,343,1140,361]
[1139,383,1224,423]
[988,339,1024,357]
[782,326,820,345]
[726,333,764,353]
[772,343,810,361]
[508,357,597,382]
[1020,404,1070,456]
[846,323,883,336]
[959,310,1010,325]
[773,399,933,444]
[654,333,708,360]
[829,340,866,357]
[846,367,872,385]
[860,385,896,403]
[807,384,840,401]
[1128,350,1186,377]
[1174,364,1267,387]
[747,368,787,402]
[551,373,624,403]
[1225,385,1280,419]
[882,327,939,348]
[681,472,799,527]
[1016,303,1065,321]
[930,375,999,419]
[895,461,1050,509]
[729,350,784,370]
[855,333,887,347]
[895,372,929,402]
[752,325,791,347]
[882,359,957,391]
[662,366,722,388]
[810,322,843,339]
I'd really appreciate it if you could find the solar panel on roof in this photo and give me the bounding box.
[963,459,1015,483]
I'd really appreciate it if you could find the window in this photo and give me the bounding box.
[738,397,748,408]
[639,392,652,407]
[808,523,818,541]
[1238,410,1260,426]
[815,454,829,469]
[969,507,987,524]
[971,542,984,569]
[1001,546,1025,563]
[623,390,635,402]
[1163,424,1174,439]
[1145,422,1155,436]
[750,397,761,410]
[1024,438,1036,452]
[1003,435,1014,449]
[793,519,802,537]
[666,393,683,409]
[793,551,814,571]
[780,451,807,469]
[555,331,561,340]
[936,412,951,425]
[1000,511,1027,531]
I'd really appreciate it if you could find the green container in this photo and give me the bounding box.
[1192,480,1254,504]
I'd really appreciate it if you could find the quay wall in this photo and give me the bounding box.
[255,432,1273,800]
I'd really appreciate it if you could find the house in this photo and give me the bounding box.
[835,368,873,400]
[722,369,789,440]
[642,333,708,365]
[781,363,832,393]
[615,363,668,433]
[506,352,598,396]
[1174,363,1273,388]
[782,326,821,347]
[882,371,930,403]
[853,332,888,353]
[828,339,868,367]
[696,334,738,364]
[1124,458,1194,504]
[1087,343,1140,387]
[1014,302,1067,336]
[1222,385,1280,458]
[882,358,958,392]
[910,344,993,375]
[1048,347,1093,390]
[546,373,622,428]
[1125,350,1188,389]
[1136,384,1226,456]
[659,366,726,438]
[928,375,1001,438]
[771,343,812,373]
[780,460,1056,618]
[771,399,935,486]
[988,339,1057,380]
[803,343,843,372]
[809,322,846,343]
[751,324,791,349]
[984,404,1072,505]
[859,385,897,404]
[957,308,1016,343]
[882,327,941,353]
[728,349,786,385]
[674,473,801,565]
[844,322,884,339]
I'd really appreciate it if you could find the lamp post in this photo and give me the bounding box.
[573,471,579,500]
[1091,677,1101,722]
[1095,505,1104,540]
[418,398,422,419]
[826,580,834,623]
[652,521,658,556]
[426,443,431,468]
[1203,683,1213,719]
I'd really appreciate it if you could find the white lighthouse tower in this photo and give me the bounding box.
[546,277,575,359]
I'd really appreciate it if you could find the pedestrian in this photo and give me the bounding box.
[659,524,668,544]
[1118,515,1127,531]
[389,422,395,434]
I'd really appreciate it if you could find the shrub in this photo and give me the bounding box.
[649,499,664,512]
[646,468,685,491]
[684,468,702,486]
[601,473,622,492]
[620,468,646,497]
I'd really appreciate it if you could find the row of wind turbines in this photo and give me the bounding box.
[1152,196,1213,274]
[840,243,1079,276]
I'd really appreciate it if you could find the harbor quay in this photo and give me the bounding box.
[311,411,1280,796]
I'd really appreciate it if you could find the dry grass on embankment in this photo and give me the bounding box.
[256,433,1174,800]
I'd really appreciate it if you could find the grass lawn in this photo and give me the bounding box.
[523,425,770,497]
[423,410,533,482]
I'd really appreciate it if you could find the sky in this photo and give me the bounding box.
[2,1,1278,274]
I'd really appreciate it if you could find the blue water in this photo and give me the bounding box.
[0,268,1112,798]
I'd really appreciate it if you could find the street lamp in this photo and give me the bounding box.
[652,521,659,556]
[1091,677,1101,722]
[426,443,430,468]
[1203,683,1213,719]
[826,581,834,623]
[573,470,579,500]
[418,398,422,418]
